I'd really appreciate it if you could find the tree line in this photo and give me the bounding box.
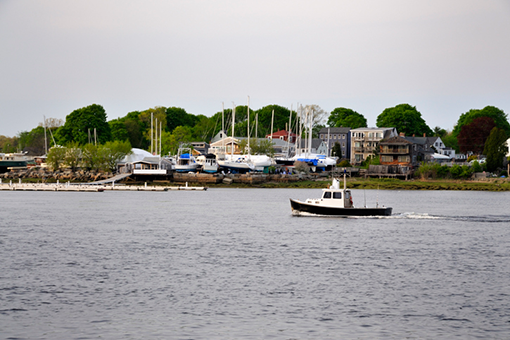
[2,102,509,171]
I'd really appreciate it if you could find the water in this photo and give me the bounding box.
[1,188,510,339]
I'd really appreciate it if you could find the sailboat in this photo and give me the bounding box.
[291,105,337,170]
[217,101,255,173]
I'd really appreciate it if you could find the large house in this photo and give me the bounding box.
[379,136,414,166]
[319,127,351,160]
[350,127,398,165]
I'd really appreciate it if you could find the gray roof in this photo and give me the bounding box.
[319,127,351,134]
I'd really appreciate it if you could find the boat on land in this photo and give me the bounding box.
[0,152,35,173]
[290,172,392,216]
[196,153,219,173]
[175,148,198,173]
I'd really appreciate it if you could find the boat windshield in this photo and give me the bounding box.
[333,192,342,199]
[323,192,331,199]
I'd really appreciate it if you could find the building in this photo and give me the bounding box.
[319,127,351,160]
[190,142,209,155]
[402,135,449,164]
[266,129,297,143]
[350,127,398,165]
[296,139,327,155]
[379,136,414,166]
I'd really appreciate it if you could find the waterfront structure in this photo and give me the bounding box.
[379,136,414,166]
[319,127,351,160]
[350,127,398,165]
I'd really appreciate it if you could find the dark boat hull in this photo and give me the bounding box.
[290,198,392,216]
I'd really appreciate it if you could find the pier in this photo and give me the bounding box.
[0,181,207,192]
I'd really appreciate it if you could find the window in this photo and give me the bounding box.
[320,134,324,139]
[382,156,393,162]
[398,155,410,162]
[333,192,342,199]
[323,192,331,199]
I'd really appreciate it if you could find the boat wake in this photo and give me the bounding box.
[292,211,510,223]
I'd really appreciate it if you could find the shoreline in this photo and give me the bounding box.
[2,168,509,191]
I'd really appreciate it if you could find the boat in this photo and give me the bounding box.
[217,100,255,173]
[0,152,35,173]
[196,153,219,173]
[290,172,392,216]
[218,154,255,173]
[175,148,198,172]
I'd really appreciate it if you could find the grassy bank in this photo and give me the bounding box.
[242,178,510,191]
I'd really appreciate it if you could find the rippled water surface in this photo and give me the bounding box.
[1,188,510,339]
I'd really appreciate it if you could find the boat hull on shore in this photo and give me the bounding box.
[290,198,392,216]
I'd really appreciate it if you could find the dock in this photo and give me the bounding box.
[0,181,207,192]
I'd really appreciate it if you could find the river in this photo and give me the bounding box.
[1,188,510,339]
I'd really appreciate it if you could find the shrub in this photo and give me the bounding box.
[294,161,310,174]
[337,159,352,167]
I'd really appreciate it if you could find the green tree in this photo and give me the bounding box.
[64,142,81,171]
[441,131,459,153]
[0,135,19,153]
[255,105,296,138]
[471,160,483,172]
[192,115,217,141]
[140,107,167,150]
[376,104,433,136]
[98,140,132,173]
[56,104,112,145]
[46,146,67,170]
[328,108,367,129]
[331,142,342,158]
[483,127,508,172]
[238,138,275,157]
[109,118,129,142]
[166,107,197,132]
[123,112,145,149]
[453,106,510,137]
[81,144,100,171]
[433,126,447,138]
[166,126,193,155]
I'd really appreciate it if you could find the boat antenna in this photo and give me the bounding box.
[343,168,347,190]
[364,189,367,208]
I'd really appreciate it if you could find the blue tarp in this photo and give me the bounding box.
[297,158,318,166]
[180,153,190,159]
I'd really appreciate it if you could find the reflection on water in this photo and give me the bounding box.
[1,189,510,339]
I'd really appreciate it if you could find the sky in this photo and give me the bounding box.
[1,0,510,137]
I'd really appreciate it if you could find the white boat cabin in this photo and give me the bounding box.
[305,178,353,208]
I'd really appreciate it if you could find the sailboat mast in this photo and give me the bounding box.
[270,109,274,140]
[287,104,292,158]
[222,102,225,154]
[231,103,235,157]
[247,96,250,157]
[43,116,48,154]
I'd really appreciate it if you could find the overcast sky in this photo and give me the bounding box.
[1,0,510,137]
